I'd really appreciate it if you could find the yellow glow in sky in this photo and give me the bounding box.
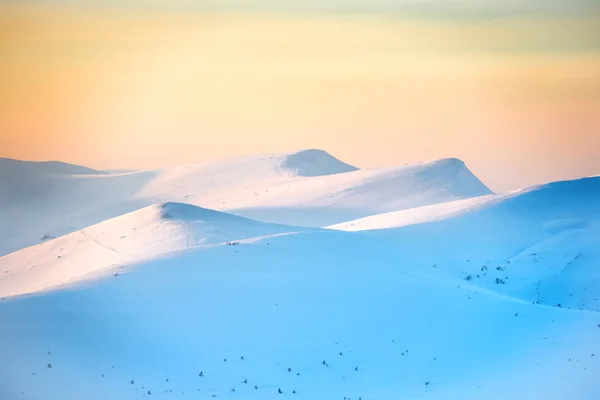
[1,5,599,190]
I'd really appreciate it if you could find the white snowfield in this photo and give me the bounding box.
[330,176,600,312]
[0,202,311,298]
[0,150,490,256]
[0,151,599,400]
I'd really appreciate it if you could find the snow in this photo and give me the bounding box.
[0,151,491,255]
[0,202,309,297]
[1,229,599,400]
[279,149,358,177]
[0,158,105,179]
[331,176,600,312]
[0,151,598,400]
[0,167,158,257]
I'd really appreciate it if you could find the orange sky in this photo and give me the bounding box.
[1,4,599,190]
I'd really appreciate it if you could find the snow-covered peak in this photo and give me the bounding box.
[0,151,493,255]
[411,157,493,196]
[279,149,358,177]
[0,157,104,177]
[156,201,245,222]
[0,202,309,297]
[330,175,600,232]
[330,175,600,312]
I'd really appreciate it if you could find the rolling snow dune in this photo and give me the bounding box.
[1,152,598,400]
[0,169,158,257]
[0,157,104,179]
[332,176,600,312]
[280,148,358,177]
[135,152,492,227]
[0,230,598,400]
[0,202,310,297]
[1,150,491,256]
[0,157,107,211]
[222,158,492,227]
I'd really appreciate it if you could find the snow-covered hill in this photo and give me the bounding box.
[0,228,598,400]
[1,152,598,400]
[214,157,492,227]
[0,202,309,297]
[0,150,491,256]
[331,176,600,312]
[0,158,105,180]
[0,156,158,257]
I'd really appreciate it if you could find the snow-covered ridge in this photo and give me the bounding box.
[331,175,600,312]
[0,202,309,297]
[330,175,600,232]
[0,150,491,255]
[0,157,107,209]
[0,157,105,177]
[156,201,253,222]
[0,153,599,399]
[279,149,359,177]
[1,216,598,400]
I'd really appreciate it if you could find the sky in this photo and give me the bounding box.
[1,1,599,191]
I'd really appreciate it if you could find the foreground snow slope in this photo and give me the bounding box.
[0,202,309,297]
[331,176,600,312]
[1,230,599,400]
[0,150,491,255]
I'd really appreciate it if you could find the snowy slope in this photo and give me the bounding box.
[217,158,492,227]
[331,176,600,312]
[0,230,598,400]
[0,167,158,257]
[328,191,515,231]
[0,158,104,181]
[1,158,598,400]
[133,152,491,227]
[0,202,309,297]
[1,151,491,255]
